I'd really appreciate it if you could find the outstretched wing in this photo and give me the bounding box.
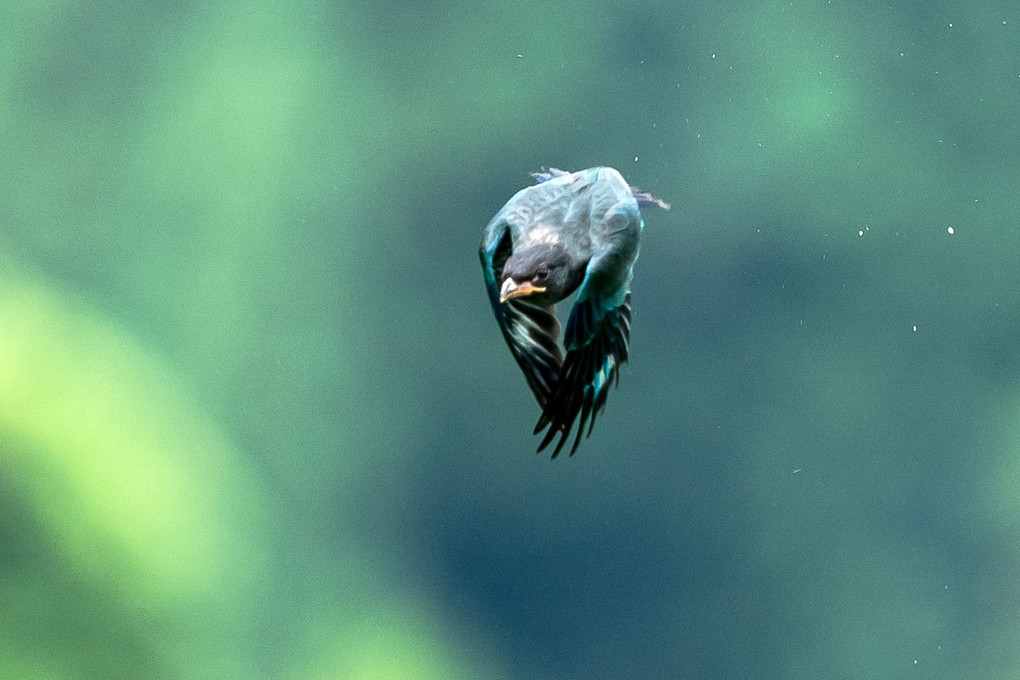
[480,224,562,407]
[534,292,632,457]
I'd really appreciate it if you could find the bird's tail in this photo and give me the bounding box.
[629,186,670,210]
[530,167,570,184]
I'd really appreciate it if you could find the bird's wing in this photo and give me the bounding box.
[480,223,562,408]
[535,194,642,457]
[534,291,632,456]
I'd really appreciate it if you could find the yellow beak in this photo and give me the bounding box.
[500,278,547,303]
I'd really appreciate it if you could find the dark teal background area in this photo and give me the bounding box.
[3,2,1019,678]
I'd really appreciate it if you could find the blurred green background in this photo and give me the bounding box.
[3,1,1020,678]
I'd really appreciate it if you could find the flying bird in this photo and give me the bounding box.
[480,167,669,457]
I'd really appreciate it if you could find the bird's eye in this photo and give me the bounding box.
[535,267,549,280]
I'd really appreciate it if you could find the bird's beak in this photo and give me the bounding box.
[500,278,546,303]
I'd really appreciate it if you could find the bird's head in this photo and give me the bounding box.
[499,243,576,304]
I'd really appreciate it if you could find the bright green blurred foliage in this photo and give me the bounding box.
[1,2,508,677]
[3,1,1020,678]
[0,260,267,677]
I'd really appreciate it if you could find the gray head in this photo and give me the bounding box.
[499,243,580,304]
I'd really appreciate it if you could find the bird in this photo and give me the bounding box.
[479,167,669,457]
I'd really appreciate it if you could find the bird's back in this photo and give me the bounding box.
[495,168,639,274]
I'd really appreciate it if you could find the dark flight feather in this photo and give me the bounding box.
[535,294,632,457]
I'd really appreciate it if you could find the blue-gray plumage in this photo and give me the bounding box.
[480,167,669,457]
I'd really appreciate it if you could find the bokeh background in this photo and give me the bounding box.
[3,1,1020,678]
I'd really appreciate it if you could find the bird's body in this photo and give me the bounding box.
[480,167,668,457]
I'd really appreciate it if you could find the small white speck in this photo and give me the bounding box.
[792,468,802,474]
[947,226,955,235]
[516,54,523,58]
[914,659,918,665]
[711,53,716,59]
[912,325,917,332]
[634,156,639,162]
[858,230,864,237]
[948,22,953,28]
